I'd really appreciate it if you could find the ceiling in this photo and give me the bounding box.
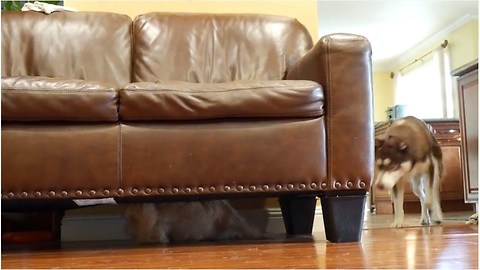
[317,0,478,71]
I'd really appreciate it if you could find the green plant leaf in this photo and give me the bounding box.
[3,1,13,11]
[11,0,23,11]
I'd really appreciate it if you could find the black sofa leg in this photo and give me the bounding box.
[320,192,366,243]
[52,210,65,242]
[279,195,317,235]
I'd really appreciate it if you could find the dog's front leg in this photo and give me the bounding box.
[390,181,405,228]
[411,176,430,225]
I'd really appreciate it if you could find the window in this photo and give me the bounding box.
[393,45,456,119]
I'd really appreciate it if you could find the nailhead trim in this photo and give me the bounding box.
[2,179,370,199]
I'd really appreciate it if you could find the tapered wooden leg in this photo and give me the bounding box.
[320,193,366,243]
[279,195,317,235]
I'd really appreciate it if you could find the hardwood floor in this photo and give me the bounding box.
[2,214,478,269]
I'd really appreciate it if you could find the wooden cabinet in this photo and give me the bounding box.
[372,119,472,214]
[453,60,478,204]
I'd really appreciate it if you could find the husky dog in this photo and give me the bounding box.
[122,200,263,244]
[374,116,443,228]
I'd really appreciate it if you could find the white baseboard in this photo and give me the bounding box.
[61,208,324,242]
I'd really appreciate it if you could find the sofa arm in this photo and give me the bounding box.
[285,33,374,192]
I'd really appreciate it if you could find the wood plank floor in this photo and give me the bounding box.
[2,223,478,269]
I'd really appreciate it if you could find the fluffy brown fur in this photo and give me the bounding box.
[122,200,263,244]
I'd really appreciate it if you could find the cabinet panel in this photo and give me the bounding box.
[440,146,463,198]
[456,67,478,203]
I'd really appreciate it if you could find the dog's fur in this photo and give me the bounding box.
[374,116,443,228]
[122,200,263,244]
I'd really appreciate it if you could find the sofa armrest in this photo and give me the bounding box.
[285,33,374,192]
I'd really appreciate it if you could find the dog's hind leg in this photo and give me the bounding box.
[411,175,430,225]
[429,157,443,224]
[390,180,405,228]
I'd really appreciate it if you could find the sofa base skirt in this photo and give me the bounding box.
[120,117,327,198]
[1,123,120,200]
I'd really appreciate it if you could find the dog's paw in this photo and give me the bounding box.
[420,219,430,226]
[466,213,478,225]
[390,222,404,228]
[430,212,443,225]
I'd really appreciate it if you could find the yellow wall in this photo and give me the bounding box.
[447,20,478,70]
[64,1,318,40]
[373,72,395,122]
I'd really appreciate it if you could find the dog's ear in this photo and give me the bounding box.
[397,141,408,151]
[374,138,385,151]
[387,136,408,151]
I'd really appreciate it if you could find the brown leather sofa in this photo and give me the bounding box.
[1,11,374,243]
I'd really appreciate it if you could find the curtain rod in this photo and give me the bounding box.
[390,39,448,78]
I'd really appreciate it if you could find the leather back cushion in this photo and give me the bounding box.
[132,12,313,83]
[1,11,132,86]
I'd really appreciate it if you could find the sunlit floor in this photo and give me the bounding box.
[2,212,478,269]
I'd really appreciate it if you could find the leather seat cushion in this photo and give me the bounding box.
[119,80,323,120]
[2,76,118,121]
